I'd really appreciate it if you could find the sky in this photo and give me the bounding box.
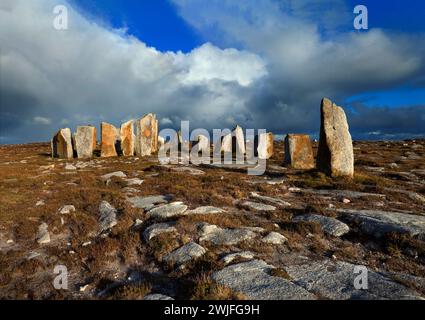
[0,0,424,144]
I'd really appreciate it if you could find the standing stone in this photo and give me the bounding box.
[51,128,73,159]
[101,122,119,158]
[220,126,246,155]
[120,120,134,157]
[158,136,165,150]
[317,98,354,178]
[284,134,315,170]
[75,126,96,159]
[193,135,210,154]
[136,114,158,156]
[257,132,274,160]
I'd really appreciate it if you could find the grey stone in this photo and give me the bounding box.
[242,201,276,212]
[65,164,77,171]
[75,126,96,159]
[337,209,425,238]
[212,260,316,300]
[143,222,177,242]
[59,205,76,215]
[99,201,117,233]
[250,192,291,207]
[299,189,386,200]
[101,171,127,181]
[124,178,144,186]
[163,242,207,266]
[199,224,256,246]
[127,194,173,210]
[172,166,205,175]
[384,188,425,205]
[186,206,225,215]
[293,214,350,237]
[147,202,188,219]
[262,232,288,245]
[286,259,423,300]
[144,294,174,301]
[317,98,354,178]
[221,252,256,265]
[36,223,50,244]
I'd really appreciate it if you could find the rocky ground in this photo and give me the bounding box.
[0,140,424,300]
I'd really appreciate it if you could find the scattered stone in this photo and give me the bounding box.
[293,214,350,237]
[75,126,96,159]
[144,294,174,301]
[120,120,135,156]
[51,128,73,159]
[127,195,173,211]
[35,200,45,207]
[286,259,423,300]
[124,178,144,186]
[163,242,206,266]
[221,252,256,265]
[185,206,225,215]
[337,209,425,239]
[299,189,385,200]
[250,192,291,207]
[212,260,316,300]
[284,134,315,170]
[199,224,256,246]
[36,223,50,244]
[27,251,42,260]
[143,222,177,242]
[257,132,274,160]
[65,164,77,171]
[317,98,354,178]
[262,232,288,245]
[171,166,205,175]
[241,201,276,212]
[59,205,76,215]
[101,122,119,158]
[135,114,158,156]
[147,202,188,219]
[388,163,399,169]
[122,187,140,194]
[98,201,118,233]
[101,171,127,181]
[342,198,351,204]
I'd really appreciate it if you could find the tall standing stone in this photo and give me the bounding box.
[75,126,96,159]
[284,134,315,169]
[101,122,119,158]
[317,98,354,178]
[193,135,210,154]
[135,114,158,157]
[51,128,73,159]
[120,120,134,157]
[257,132,274,160]
[220,126,246,155]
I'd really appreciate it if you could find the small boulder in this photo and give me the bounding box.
[262,232,288,245]
[163,242,207,266]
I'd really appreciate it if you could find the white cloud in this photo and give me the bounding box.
[33,116,52,125]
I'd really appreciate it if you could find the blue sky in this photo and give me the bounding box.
[1,0,424,143]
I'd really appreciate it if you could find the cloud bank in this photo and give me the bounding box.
[0,0,424,143]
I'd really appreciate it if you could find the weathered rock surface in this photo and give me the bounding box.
[101,122,119,158]
[100,171,127,181]
[221,252,256,265]
[185,206,225,215]
[284,134,315,170]
[297,189,386,200]
[36,223,50,244]
[99,201,118,233]
[163,242,206,266]
[59,205,76,215]
[317,98,354,178]
[171,166,205,175]
[262,232,288,245]
[242,201,276,212]
[127,195,173,211]
[286,259,423,300]
[135,114,158,157]
[120,120,134,157]
[124,178,144,186]
[144,294,174,300]
[75,126,96,159]
[199,224,256,246]
[143,222,177,242]
[212,260,316,300]
[257,132,274,160]
[250,192,291,207]
[336,209,425,239]
[51,128,73,159]
[147,202,188,219]
[293,214,350,237]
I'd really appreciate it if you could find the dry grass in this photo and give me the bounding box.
[190,274,245,300]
